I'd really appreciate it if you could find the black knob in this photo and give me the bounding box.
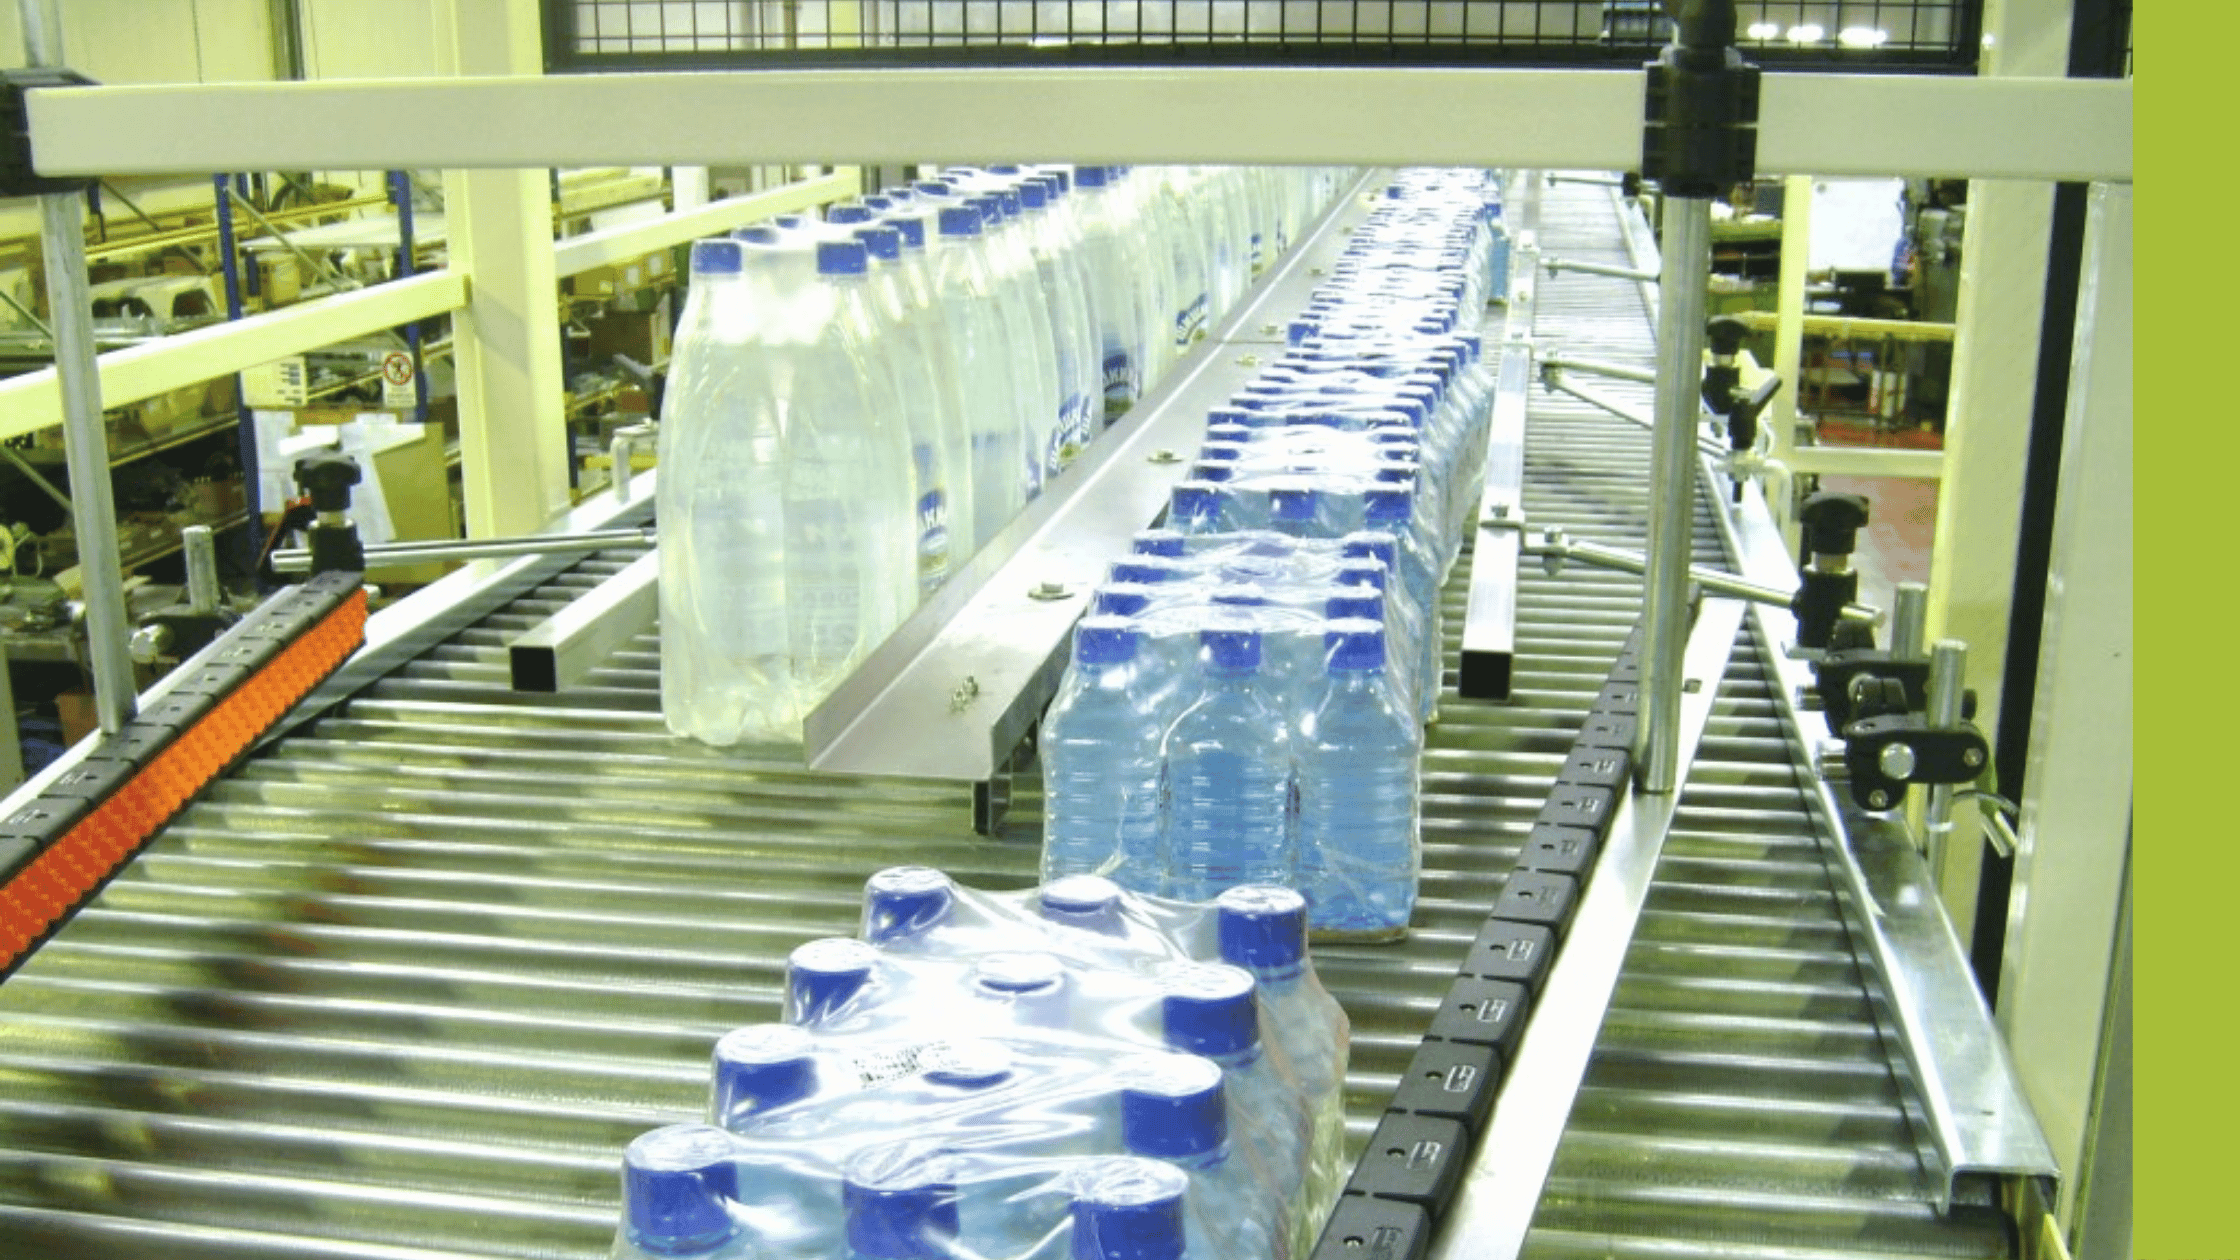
[1798,491,1870,558]
[1706,315,1750,357]
[294,450,362,513]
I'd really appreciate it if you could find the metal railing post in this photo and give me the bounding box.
[1638,195,1711,793]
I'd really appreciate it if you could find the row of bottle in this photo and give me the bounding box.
[658,165,1355,748]
[1038,169,1511,941]
[612,873,1350,1259]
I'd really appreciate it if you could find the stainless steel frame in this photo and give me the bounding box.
[1457,171,1540,701]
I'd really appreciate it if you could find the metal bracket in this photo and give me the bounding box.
[0,67,94,197]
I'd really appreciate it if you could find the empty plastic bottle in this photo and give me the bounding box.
[618,1124,752,1259]
[1041,617,1167,887]
[1155,962,1306,1203]
[1295,622,1421,940]
[1116,1053,1280,1260]
[1161,629,1295,902]
[1215,885,1350,1208]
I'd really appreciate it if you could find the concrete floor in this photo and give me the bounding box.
[1820,473,1939,615]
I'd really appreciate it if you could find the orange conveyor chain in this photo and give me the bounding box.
[0,571,367,977]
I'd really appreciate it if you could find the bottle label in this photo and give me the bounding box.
[917,488,950,592]
[845,1039,954,1089]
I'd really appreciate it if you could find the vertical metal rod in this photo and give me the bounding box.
[389,169,430,425]
[1922,638,1968,872]
[22,0,135,735]
[1639,195,1713,794]
[1890,581,1929,659]
[212,174,244,319]
[609,434,634,501]
[182,525,221,614]
[212,168,265,584]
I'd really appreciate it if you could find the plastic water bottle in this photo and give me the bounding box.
[842,220,960,597]
[712,1023,822,1132]
[1161,629,1295,901]
[1070,1158,1195,1260]
[1014,177,1099,470]
[1069,166,1147,420]
[1038,874,1128,937]
[618,1124,753,1259]
[659,239,795,747]
[785,239,919,706]
[969,951,1072,1030]
[786,937,882,1026]
[929,204,1028,552]
[972,192,1063,499]
[1041,617,1167,886]
[1295,622,1422,940]
[843,1143,962,1260]
[1215,885,1350,1208]
[1155,962,1306,1201]
[1116,1053,1281,1260]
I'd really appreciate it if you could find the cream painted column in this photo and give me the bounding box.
[1996,180,2130,1239]
[1921,0,2072,918]
[436,0,571,538]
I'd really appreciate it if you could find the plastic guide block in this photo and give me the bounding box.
[1390,1039,1501,1134]
[1464,918,1554,992]
[1493,871,1579,934]
[1578,712,1637,751]
[1427,977,1531,1057]
[1309,1194,1432,1260]
[1595,680,1641,715]
[0,583,366,976]
[1518,823,1598,880]
[1558,745,1631,791]
[1539,784,1614,836]
[1349,1114,1470,1212]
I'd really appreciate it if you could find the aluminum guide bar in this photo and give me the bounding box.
[801,170,1382,781]
[507,550,660,693]
[1706,444,2060,1211]
[1430,594,1751,1260]
[1457,171,1538,701]
[25,72,2130,182]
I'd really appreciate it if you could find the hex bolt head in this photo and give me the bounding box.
[1868,789,1892,810]
[1963,747,1985,768]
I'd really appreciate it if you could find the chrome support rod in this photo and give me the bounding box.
[22,0,134,735]
[269,527,654,574]
[1544,255,1660,284]
[1640,196,1713,793]
[1922,638,1968,871]
[1543,369,1725,460]
[182,524,221,614]
[1890,581,1929,658]
[1539,352,1656,385]
[1534,530,1879,627]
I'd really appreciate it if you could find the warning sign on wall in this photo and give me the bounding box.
[380,351,418,410]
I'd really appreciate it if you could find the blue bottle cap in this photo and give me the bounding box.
[863,194,895,212]
[1070,1158,1190,1260]
[786,937,879,1024]
[863,866,955,944]
[622,1124,740,1252]
[889,213,927,250]
[997,189,1022,217]
[1159,962,1259,1060]
[1210,586,1267,608]
[936,205,982,238]
[1091,585,1153,617]
[969,194,1005,225]
[731,224,781,245]
[1342,531,1399,567]
[1366,486,1414,525]
[1199,628,1261,673]
[1073,615,1140,665]
[1132,529,1186,558]
[1206,406,1252,427]
[1040,874,1126,934]
[973,951,1066,998]
[1189,461,1235,483]
[1271,485,1318,524]
[711,1024,818,1128]
[1327,591,1384,622]
[1376,462,1419,484]
[774,214,805,229]
[827,203,874,224]
[921,1039,1013,1089]
[1048,169,1072,194]
[1216,886,1309,977]
[1074,165,1110,188]
[915,180,953,196]
[817,240,869,276]
[1117,1052,1227,1161]
[1018,181,1049,210]
[988,163,1022,175]
[853,224,903,261]
[1327,619,1388,671]
[844,1143,962,1260]
[1339,561,1389,593]
[1169,483,1221,525]
[1110,559,1183,586]
[689,239,743,275]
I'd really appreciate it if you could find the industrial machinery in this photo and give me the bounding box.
[0,2,2131,1258]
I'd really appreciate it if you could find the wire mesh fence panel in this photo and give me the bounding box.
[548,0,1980,69]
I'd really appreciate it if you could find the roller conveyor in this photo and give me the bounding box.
[0,179,2023,1259]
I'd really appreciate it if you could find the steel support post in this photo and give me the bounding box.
[1638,195,1711,794]
[21,0,133,735]
[389,169,430,426]
[1922,639,1967,873]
